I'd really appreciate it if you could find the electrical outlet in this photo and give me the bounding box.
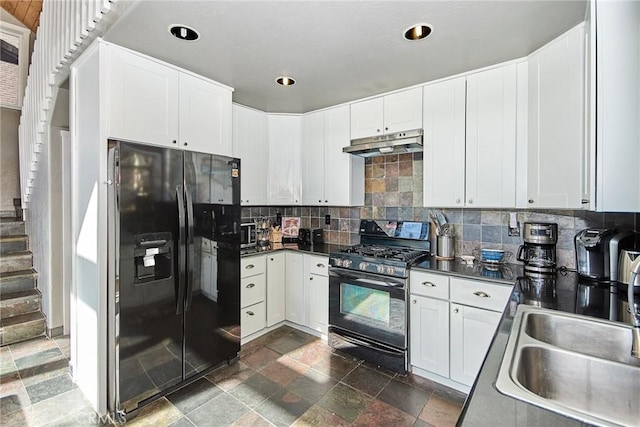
[325,214,331,225]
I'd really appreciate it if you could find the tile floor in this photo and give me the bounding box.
[0,326,466,426]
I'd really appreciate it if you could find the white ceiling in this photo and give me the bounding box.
[104,0,587,114]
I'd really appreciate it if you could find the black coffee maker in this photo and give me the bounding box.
[517,222,558,273]
[574,229,616,280]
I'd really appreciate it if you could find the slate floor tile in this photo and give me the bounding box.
[286,341,332,367]
[230,410,273,427]
[24,373,76,404]
[310,352,359,381]
[377,379,431,417]
[316,383,373,422]
[354,399,416,427]
[186,393,249,426]
[266,331,314,355]
[205,361,256,392]
[14,348,65,372]
[166,377,222,414]
[126,397,182,427]
[286,369,336,404]
[419,394,463,427]
[167,416,196,427]
[18,358,70,387]
[291,404,351,427]
[255,388,312,427]
[242,347,281,370]
[228,373,282,408]
[341,364,392,397]
[259,358,306,386]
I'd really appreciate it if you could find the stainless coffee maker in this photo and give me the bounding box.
[517,222,558,273]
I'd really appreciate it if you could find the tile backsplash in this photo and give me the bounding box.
[241,154,639,269]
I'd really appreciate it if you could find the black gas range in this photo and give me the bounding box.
[328,219,431,374]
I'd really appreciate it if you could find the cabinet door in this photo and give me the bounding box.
[267,115,302,205]
[301,111,326,205]
[306,274,329,335]
[423,78,466,207]
[179,73,232,156]
[527,25,585,209]
[266,252,286,327]
[410,295,449,377]
[324,105,363,206]
[350,97,384,139]
[384,87,423,134]
[233,105,268,205]
[450,303,501,387]
[466,64,517,208]
[108,46,179,146]
[285,252,305,325]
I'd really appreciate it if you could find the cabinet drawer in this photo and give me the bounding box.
[307,255,329,276]
[450,278,512,312]
[410,271,449,300]
[241,274,266,308]
[241,256,266,278]
[241,301,266,337]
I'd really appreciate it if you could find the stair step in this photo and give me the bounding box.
[0,235,28,254]
[0,269,37,293]
[0,311,45,346]
[1,289,41,319]
[0,251,32,274]
[0,219,25,237]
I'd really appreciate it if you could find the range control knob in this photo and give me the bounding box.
[376,265,385,273]
[385,266,396,275]
[359,262,369,270]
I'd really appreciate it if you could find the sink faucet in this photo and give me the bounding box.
[628,257,640,358]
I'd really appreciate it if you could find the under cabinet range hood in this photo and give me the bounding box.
[343,129,423,157]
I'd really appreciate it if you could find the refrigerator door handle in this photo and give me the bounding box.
[184,184,195,312]
[176,185,186,315]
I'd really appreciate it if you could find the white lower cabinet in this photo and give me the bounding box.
[285,252,305,324]
[449,303,501,386]
[266,252,286,326]
[240,255,267,338]
[410,295,449,377]
[409,271,511,390]
[304,255,329,335]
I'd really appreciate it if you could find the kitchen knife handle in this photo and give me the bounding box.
[176,185,186,315]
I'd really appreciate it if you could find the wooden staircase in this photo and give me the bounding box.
[0,217,45,345]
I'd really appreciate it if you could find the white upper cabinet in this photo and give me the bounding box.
[423,77,467,207]
[423,63,519,208]
[466,64,517,208]
[108,46,179,146]
[233,104,268,205]
[527,24,585,209]
[107,44,232,155]
[179,73,232,156]
[591,0,640,212]
[350,87,423,139]
[267,114,302,205]
[302,105,364,206]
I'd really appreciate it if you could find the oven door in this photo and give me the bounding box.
[329,267,407,349]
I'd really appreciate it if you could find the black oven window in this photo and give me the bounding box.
[340,283,390,324]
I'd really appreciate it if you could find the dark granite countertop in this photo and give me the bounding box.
[412,256,523,285]
[458,271,634,426]
[240,243,349,257]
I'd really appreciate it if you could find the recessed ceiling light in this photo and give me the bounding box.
[169,25,200,41]
[275,76,296,86]
[403,24,432,41]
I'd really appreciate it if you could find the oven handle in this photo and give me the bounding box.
[329,267,406,289]
[336,331,404,356]
[353,277,405,289]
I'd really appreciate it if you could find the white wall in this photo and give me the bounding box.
[0,108,21,211]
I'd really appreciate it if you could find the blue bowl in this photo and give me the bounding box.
[481,249,504,262]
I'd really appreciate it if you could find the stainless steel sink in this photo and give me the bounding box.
[496,305,640,427]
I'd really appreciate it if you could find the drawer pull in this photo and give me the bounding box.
[246,311,255,316]
[454,308,459,313]
[422,281,436,287]
[316,263,325,268]
[473,291,490,298]
[270,258,274,261]
[245,264,254,269]
[246,283,255,288]
[412,299,417,304]
[309,277,314,281]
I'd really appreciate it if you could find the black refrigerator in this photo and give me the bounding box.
[106,140,241,418]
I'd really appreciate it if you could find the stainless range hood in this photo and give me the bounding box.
[343,129,423,158]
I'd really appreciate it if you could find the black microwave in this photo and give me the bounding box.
[240,223,257,248]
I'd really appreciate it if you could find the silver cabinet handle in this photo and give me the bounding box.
[183,142,188,146]
[246,283,255,288]
[454,308,459,313]
[245,264,254,269]
[528,199,534,204]
[412,299,417,304]
[473,291,490,298]
[246,311,254,316]
[270,257,274,261]
[422,281,436,287]
[309,277,314,281]
[172,140,177,144]
[318,200,322,203]
[316,263,325,268]
[456,199,461,204]
[468,199,473,204]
